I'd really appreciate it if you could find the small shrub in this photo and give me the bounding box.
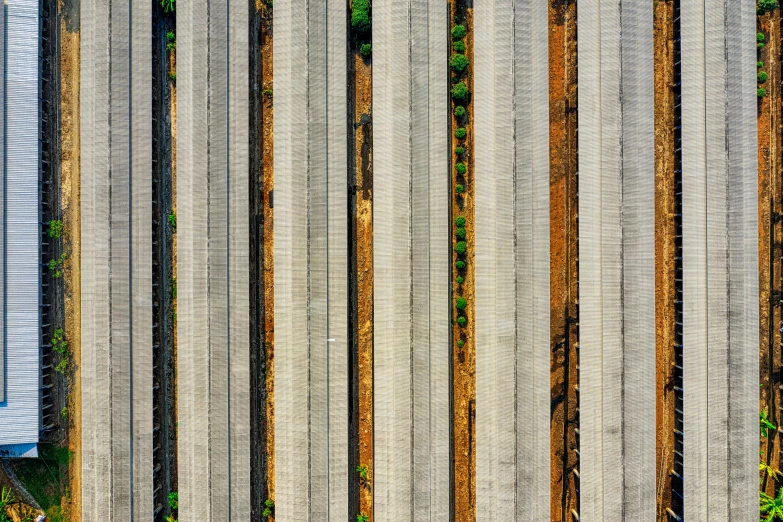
[263,499,274,518]
[168,492,179,510]
[457,339,465,348]
[60,407,68,419]
[48,253,67,278]
[357,515,369,522]
[55,359,68,374]
[758,0,779,13]
[455,146,465,155]
[455,162,467,175]
[166,31,176,51]
[169,71,177,81]
[456,227,466,240]
[449,54,469,73]
[455,260,466,269]
[758,32,766,43]
[356,465,369,481]
[451,25,467,40]
[455,127,467,140]
[352,0,371,34]
[454,241,467,255]
[759,87,768,97]
[454,105,466,119]
[759,71,769,83]
[457,316,467,327]
[161,0,175,13]
[168,212,177,229]
[48,219,64,239]
[360,43,372,57]
[455,184,465,194]
[759,42,766,50]
[451,82,469,101]
[456,276,464,284]
[456,297,467,310]
[262,88,274,98]
[453,41,466,53]
[455,216,466,227]
[759,61,764,68]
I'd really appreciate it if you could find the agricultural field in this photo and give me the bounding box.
[0,0,780,520]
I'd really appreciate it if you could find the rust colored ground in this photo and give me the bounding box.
[451,3,476,521]
[758,9,782,497]
[653,1,677,519]
[548,1,579,520]
[59,1,81,518]
[353,40,375,522]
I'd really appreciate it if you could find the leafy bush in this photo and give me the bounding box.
[455,184,465,194]
[352,0,371,34]
[454,241,467,254]
[759,42,766,50]
[456,227,466,240]
[759,71,769,83]
[48,219,64,238]
[758,0,779,13]
[455,260,466,269]
[453,41,465,53]
[451,82,469,101]
[456,276,464,284]
[759,87,768,97]
[450,54,469,73]
[451,25,467,40]
[454,106,466,119]
[457,316,467,327]
[455,146,465,155]
[455,216,466,227]
[357,515,369,522]
[759,61,764,68]
[456,297,467,310]
[455,162,467,175]
[161,0,175,13]
[455,127,467,140]
[360,43,372,57]
[166,31,176,51]
[168,492,179,510]
[457,339,465,348]
[263,499,275,518]
[758,32,766,43]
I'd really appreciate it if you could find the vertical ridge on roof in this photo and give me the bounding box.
[0,0,6,405]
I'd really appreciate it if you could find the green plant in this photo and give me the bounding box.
[357,515,369,522]
[60,407,68,419]
[759,61,765,68]
[455,184,465,194]
[48,220,64,239]
[0,488,14,522]
[453,40,466,53]
[759,71,769,83]
[455,146,465,155]
[454,241,467,255]
[761,488,783,522]
[352,0,371,34]
[168,211,177,229]
[451,83,469,102]
[450,54,469,73]
[455,162,467,175]
[263,498,275,518]
[759,0,780,13]
[451,25,467,40]
[759,42,766,50]
[455,127,467,140]
[169,71,177,81]
[262,88,274,98]
[55,359,68,374]
[759,32,766,43]
[454,105,466,119]
[456,297,467,310]
[457,339,465,348]
[166,31,176,51]
[761,409,777,437]
[457,316,467,327]
[456,227,466,240]
[759,87,768,97]
[455,260,466,269]
[161,0,175,13]
[52,329,68,355]
[456,275,464,284]
[455,216,466,227]
[48,253,67,278]
[165,516,178,522]
[360,43,372,57]
[168,492,179,511]
[356,464,369,481]
[762,461,778,480]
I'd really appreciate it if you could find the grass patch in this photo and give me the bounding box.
[11,444,70,521]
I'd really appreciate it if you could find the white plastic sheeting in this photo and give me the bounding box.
[474,0,550,519]
[80,0,153,518]
[578,0,656,518]
[681,0,758,518]
[177,0,251,519]
[373,0,451,518]
[273,0,349,518]
[0,0,40,451]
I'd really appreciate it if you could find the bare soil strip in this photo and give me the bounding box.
[653,1,677,517]
[548,0,579,519]
[58,0,82,518]
[451,1,476,520]
[349,26,374,522]
[758,7,782,498]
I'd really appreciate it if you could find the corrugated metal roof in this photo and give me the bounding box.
[0,0,41,449]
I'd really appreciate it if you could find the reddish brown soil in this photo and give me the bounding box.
[259,1,276,512]
[451,4,476,521]
[548,1,579,519]
[59,1,81,518]
[758,9,782,497]
[653,1,677,518]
